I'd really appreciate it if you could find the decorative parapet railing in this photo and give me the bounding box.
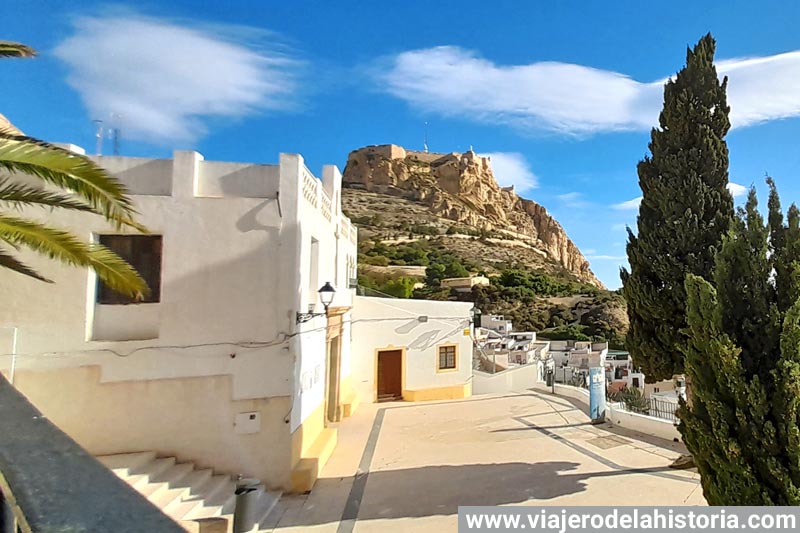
[0,375,185,533]
[301,168,319,208]
[320,194,332,222]
[300,165,335,223]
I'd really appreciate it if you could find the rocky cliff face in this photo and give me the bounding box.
[343,144,603,288]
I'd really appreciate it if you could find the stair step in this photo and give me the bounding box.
[144,464,197,510]
[160,468,214,511]
[97,451,157,476]
[131,457,177,489]
[165,472,229,522]
[96,451,283,532]
[142,462,195,498]
[182,476,235,520]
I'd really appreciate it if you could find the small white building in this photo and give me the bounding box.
[0,148,357,493]
[481,314,513,335]
[350,296,473,402]
[440,275,490,293]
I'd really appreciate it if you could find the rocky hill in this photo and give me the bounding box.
[342,144,603,288]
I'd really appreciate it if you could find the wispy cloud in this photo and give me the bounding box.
[612,196,642,210]
[55,12,303,144]
[612,182,745,210]
[557,191,591,208]
[375,46,800,136]
[728,182,748,198]
[480,152,538,191]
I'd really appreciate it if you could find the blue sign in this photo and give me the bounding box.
[589,367,606,422]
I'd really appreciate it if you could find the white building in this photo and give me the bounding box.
[480,314,513,335]
[440,275,490,293]
[350,296,473,402]
[0,148,357,493]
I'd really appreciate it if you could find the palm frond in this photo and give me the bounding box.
[0,245,50,282]
[0,134,146,230]
[0,214,149,298]
[0,177,94,212]
[0,41,36,59]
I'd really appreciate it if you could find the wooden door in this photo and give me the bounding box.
[377,350,402,401]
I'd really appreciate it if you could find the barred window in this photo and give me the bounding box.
[438,345,457,370]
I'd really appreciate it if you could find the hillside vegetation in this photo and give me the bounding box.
[344,188,628,349]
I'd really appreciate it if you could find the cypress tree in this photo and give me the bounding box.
[621,33,734,382]
[680,184,800,505]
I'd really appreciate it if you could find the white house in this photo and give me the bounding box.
[0,148,357,493]
[440,275,490,293]
[350,296,473,402]
[480,314,513,335]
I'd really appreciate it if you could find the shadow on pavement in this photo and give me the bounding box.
[275,460,681,529]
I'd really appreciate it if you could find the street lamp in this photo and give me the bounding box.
[296,282,336,324]
[471,306,482,326]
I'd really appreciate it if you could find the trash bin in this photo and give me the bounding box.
[545,371,553,387]
[233,478,260,533]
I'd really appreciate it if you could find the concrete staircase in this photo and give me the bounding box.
[98,452,280,532]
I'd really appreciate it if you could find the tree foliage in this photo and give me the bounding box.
[679,183,800,505]
[621,33,734,382]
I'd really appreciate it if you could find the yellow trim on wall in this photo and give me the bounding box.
[435,343,459,373]
[289,401,339,492]
[373,346,406,402]
[403,383,471,402]
[290,401,326,468]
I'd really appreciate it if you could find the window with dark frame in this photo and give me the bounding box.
[438,345,457,370]
[97,235,163,305]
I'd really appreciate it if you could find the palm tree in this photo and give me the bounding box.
[1,41,148,298]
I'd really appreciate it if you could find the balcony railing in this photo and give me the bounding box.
[0,375,185,533]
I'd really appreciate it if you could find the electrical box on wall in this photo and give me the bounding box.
[234,411,261,434]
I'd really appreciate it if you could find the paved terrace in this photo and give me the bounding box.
[265,391,704,532]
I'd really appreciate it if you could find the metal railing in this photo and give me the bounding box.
[612,395,679,422]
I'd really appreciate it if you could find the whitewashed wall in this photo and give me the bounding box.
[0,149,356,487]
[350,296,473,401]
[473,362,543,395]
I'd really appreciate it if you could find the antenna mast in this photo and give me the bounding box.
[93,120,104,156]
[423,121,429,153]
[112,128,120,156]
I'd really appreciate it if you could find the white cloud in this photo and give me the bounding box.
[727,182,748,198]
[557,191,590,208]
[375,46,800,135]
[55,13,303,144]
[612,196,642,210]
[719,53,800,128]
[480,152,538,191]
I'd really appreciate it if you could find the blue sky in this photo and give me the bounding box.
[4,1,800,289]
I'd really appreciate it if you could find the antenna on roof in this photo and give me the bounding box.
[93,120,104,156]
[112,128,121,156]
[109,112,122,156]
[423,121,429,153]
